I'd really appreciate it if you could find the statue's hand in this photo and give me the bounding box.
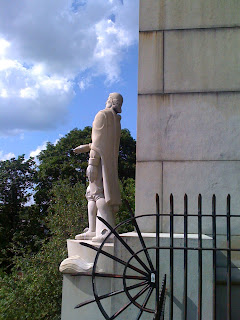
[73,144,91,154]
[87,165,98,182]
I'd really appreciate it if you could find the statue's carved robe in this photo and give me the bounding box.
[91,108,121,206]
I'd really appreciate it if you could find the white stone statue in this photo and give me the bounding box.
[73,93,123,242]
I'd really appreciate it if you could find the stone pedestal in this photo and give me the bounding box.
[61,233,213,320]
[61,240,114,320]
[61,274,108,320]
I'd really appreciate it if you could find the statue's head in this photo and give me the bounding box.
[105,92,123,113]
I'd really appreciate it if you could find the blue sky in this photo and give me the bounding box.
[0,0,139,160]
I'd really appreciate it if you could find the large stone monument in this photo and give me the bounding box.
[136,0,240,234]
[136,0,240,318]
[60,1,240,319]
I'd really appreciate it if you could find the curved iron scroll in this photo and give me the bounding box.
[74,194,167,319]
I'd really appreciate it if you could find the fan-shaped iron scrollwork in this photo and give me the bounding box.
[75,194,166,320]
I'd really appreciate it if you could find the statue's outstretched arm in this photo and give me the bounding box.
[73,143,91,154]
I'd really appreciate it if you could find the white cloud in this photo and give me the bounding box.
[29,134,63,159]
[0,56,74,135]
[78,76,92,91]
[0,151,15,161]
[29,141,47,158]
[0,0,138,136]
[0,38,10,56]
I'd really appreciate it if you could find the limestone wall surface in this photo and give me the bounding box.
[136,0,240,233]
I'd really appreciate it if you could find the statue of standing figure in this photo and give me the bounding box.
[73,93,123,242]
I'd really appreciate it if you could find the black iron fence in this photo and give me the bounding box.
[157,193,240,320]
[73,193,239,320]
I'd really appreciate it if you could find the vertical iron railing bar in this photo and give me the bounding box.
[212,195,216,320]
[170,194,174,320]
[227,194,231,320]
[124,199,155,272]
[198,194,202,320]
[97,216,152,274]
[136,287,154,320]
[109,284,151,320]
[184,194,188,320]
[156,194,160,308]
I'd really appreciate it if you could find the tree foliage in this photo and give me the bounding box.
[0,156,37,271]
[118,129,136,181]
[35,127,92,213]
[0,155,35,216]
[117,178,135,233]
[0,126,136,319]
[0,181,88,320]
[35,127,135,213]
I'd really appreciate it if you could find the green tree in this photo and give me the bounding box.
[0,181,88,320]
[116,177,135,233]
[119,129,136,181]
[0,127,136,319]
[35,127,136,213]
[11,204,46,256]
[35,127,92,213]
[0,156,37,271]
[0,178,136,320]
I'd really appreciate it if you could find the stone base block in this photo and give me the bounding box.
[61,240,114,320]
[61,233,240,319]
[61,274,109,320]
